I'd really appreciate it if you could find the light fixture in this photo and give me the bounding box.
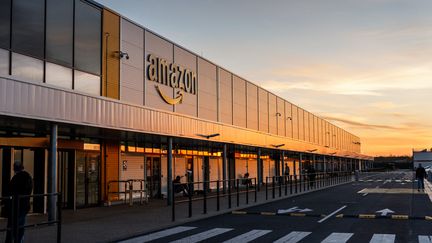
[276,112,281,117]
[196,133,220,139]
[306,149,317,152]
[286,117,292,120]
[116,51,129,60]
[271,144,285,148]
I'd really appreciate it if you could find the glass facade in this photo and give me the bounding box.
[12,52,43,83]
[46,0,74,66]
[0,0,11,49]
[0,49,8,75]
[75,0,102,75]
[12,0,45,59]
[74,70,101,95]
[46,62,73,89]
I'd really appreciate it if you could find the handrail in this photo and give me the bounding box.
[107,179,148,206]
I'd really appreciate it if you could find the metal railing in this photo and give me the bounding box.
[1,193,62,243]
[172,178,258,221]
[107,179,148,206]
[171,172,353,221]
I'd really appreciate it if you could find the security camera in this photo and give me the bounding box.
[117,51,129,60]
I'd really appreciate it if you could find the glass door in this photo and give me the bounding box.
[76,151,100,207]
[146,156,161,198]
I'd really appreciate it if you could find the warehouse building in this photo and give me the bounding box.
[0,0,372,212]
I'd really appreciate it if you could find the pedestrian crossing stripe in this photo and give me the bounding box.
[357,179,412,183]
[122,227,432,243]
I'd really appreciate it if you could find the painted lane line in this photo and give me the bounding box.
[419,235,432,243]
[273,231,312,243]
[369,234,395,243]
[223,229,271,243]
[318,205,347,223]
[362,193,368,197]
[321,233,353,243]
[119,226,197,243]
[170,228,233,243]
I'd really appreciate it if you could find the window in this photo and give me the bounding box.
[12,52,43,83]
[0,48,9,75]
[12,0,45,58]
[74,1,101,75]
[74,70,100,95]
[0,0,11,49]
[46,0,73,66]
[46,63,72,89]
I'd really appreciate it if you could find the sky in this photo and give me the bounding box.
[98,0,432,157]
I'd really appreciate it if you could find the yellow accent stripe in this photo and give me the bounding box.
[391,215,408,220]
[425,216,432,220]
[232,211,247,215]
[261,212,276,216]
[336,214,344,218]
[290,213,306,217]
[359,214,375,219]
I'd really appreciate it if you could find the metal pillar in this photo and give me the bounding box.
[167,137,173,206]
[223,144,228,192]
[48,124,58,221]
[257,148,262,185]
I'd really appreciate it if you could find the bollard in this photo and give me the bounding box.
[236,179,240,207]
[203,181,207,214]
[57,194,62,243]
[285,176,288,196]
[272,176,275,199]
[129,183,133,206]
[217,180,220,211]
[246,180,249,204]
[355,170,359,182]
[172,182,175,221]
[228,180,232,208]
[290,175,293,194]
[265,177,268,200]
[188,182,192,218]
[279,176,282,197]
[254,178,257,202]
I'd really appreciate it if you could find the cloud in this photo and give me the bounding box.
[321,115,400,130]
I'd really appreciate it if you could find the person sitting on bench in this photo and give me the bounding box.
[173,176,189,196]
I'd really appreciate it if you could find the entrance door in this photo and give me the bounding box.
[58,150,75,209]
[76,151,100,207]
[146,156,161,198]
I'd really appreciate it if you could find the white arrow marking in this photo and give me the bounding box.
[277,206,313,214]
[376,208,395,216]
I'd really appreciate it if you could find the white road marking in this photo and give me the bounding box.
[273,231,311,243]
[318,205,347,223]
[419,235,432,243]
[170,228,233,243]
[223,229,271,243]
[321,233,353,243]
[369,234,395,243]
[119,226,196,243]
[376,180,383,182]
[395,180,401,182]
[362,193,368,197]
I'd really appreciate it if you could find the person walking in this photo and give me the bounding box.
[5,161,33,243]
[416,163,427,192]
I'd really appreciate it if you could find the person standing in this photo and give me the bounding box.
[5,161,33,243]
[416,163,427,192]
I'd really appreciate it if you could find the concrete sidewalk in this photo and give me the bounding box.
[0,176,353,243]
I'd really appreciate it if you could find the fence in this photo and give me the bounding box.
[107,179,148,206]
[0,193,62,243]
[171,171,353,221]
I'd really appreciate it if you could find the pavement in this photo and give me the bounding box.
[0,173,352,243]
[120,171,432,243]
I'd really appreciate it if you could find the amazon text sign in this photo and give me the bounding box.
[147,54,197,95]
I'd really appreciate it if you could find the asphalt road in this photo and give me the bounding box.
[121,171,432,243]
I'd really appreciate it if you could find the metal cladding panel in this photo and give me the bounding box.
[246,82,258,130]
[120,19,144,106]
[232,76,246,128]
[219,69,232,124]
[174,46,197,117]
[102,10,120,99]
[304,111,309,142]
[258,88,268,133]
[298,108,304,141]
[145,31,173,112]
[292,105,299,139]
[198,58,217,121]
[285,101,292,138]
[268,93,277,135]
[276,97,284,136]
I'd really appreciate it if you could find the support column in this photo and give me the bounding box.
[257,148,262,185]
[299,153,303,175]
[167,137,173,206]
[223,144,227,192]
[48,124,58,221]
